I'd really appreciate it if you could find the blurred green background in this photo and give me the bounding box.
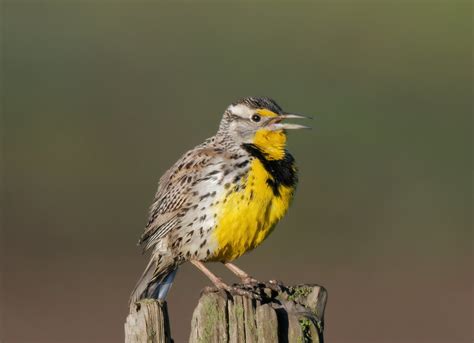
[1,1,471,342]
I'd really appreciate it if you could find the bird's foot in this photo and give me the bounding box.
[201,276,231,294]
[241,276,259,285]
[227,285,262,300]
[266,279,285,293]
[203,282,261,300]
[211,277,230,290]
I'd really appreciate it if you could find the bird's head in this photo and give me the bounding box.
[218,97,310,159]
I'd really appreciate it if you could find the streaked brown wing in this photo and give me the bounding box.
[138,147,223,251]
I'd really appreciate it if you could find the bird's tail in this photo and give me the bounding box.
[129,257,178,306]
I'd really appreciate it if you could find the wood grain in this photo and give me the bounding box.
[125,282,327,343]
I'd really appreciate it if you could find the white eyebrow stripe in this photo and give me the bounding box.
[228,104,254,118]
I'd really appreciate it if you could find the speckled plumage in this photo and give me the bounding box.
[130,97,307,304]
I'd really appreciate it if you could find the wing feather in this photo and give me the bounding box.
[138,146,224,251]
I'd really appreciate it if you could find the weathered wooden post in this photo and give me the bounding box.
[125,282,327,343]
[125,299,172,343]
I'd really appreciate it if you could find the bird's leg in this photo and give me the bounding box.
[191,260,261,299]
[190,260,229,290]
[223,262,258,284]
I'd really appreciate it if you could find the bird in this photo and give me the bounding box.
[130,96,310,305]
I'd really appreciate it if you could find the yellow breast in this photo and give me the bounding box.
[210,158,295,262]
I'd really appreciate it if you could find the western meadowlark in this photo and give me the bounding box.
[130,97,310,304]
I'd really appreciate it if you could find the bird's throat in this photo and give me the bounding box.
[252,129,287,160]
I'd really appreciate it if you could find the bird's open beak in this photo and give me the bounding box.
[268,113,312,130]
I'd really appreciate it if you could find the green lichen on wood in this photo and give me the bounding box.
[188,283,326,343]
[198,295,226,343]
[245,311,257,339]
[146,328,156,343]
[297,317,313,343]
[234,303,244,318]
[288,285,313,301]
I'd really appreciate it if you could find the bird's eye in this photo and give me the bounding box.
[251,114,261,122]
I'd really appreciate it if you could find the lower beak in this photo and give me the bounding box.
[269,113,312,130]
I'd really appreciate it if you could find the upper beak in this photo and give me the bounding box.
[269,113,312,130]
